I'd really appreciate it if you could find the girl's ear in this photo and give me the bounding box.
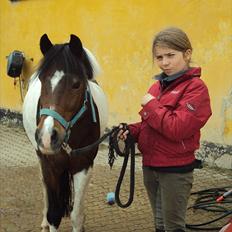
[184,49,192,62]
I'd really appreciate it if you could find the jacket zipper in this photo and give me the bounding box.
[157,85,172,100]
[181,140,186,150]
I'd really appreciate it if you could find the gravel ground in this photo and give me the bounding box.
[0,124,231,232]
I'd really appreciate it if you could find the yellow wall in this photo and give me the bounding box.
[0,0,231,145]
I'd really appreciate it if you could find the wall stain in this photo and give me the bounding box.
[221,89,232,142]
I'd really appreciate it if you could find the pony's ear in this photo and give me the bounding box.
[40,34,53,56]
[69,34,83,57]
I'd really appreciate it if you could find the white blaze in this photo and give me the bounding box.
[41,116,54,149]
[51,70,64,92]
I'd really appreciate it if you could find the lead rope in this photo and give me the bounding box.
[108,124,135,208]
[68,124,136,208]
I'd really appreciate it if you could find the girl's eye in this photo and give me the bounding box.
[156,56,163,60]
[167,53,175,57]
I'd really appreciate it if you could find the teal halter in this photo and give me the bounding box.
[39,85,97,141]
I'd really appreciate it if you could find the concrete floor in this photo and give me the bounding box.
[0,124,231,232]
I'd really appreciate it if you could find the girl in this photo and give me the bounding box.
[119,27,212,232]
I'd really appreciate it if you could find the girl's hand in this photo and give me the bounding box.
[117,124,129,141]
[141,93,155,106]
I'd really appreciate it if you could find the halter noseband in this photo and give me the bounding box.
[39,85,97,141]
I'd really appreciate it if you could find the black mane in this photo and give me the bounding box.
[37,44,93,80]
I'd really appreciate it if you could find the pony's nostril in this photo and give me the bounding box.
[35,129,39,143]
[51,129,59,144]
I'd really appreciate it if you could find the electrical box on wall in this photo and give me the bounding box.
[7,50,25,78]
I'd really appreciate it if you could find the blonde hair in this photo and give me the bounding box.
[152,27,192,59]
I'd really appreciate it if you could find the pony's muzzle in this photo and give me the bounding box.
[35,127,64,155]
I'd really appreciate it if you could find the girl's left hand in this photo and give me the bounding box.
[141,93,155,106]
[117,129,129,141]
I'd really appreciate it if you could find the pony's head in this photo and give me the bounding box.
[35,34,99,155]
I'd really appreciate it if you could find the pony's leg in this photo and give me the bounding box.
[71,168,93,232]
[40,181,58,232]
[48,226,57,232]
[41,181,49,232]
[39,162,49,231]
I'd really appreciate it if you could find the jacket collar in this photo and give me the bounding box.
[154,67,201,82]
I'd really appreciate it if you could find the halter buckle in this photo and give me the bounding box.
[62,143,72,155]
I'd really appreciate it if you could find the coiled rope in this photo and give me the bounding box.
[186,187,232,230]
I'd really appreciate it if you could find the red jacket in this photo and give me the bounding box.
[129,67,212,167]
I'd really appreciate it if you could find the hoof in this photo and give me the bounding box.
[41,218,49,232]
[41,226,49,232]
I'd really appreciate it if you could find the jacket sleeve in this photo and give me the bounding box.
[139,80,212,141]
[128,122,142,142]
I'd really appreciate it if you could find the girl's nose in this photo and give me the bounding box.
[162,57,169,66]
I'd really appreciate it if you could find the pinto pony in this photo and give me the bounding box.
[23,34,108,232]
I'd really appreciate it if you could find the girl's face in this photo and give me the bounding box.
[154,46,192,76]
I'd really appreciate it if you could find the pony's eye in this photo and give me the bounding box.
[72,81,80,89]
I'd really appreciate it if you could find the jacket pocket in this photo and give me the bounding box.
[154,134,196,155]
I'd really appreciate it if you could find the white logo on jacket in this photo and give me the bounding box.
[170,90,180,94]
[186,102,196,111]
